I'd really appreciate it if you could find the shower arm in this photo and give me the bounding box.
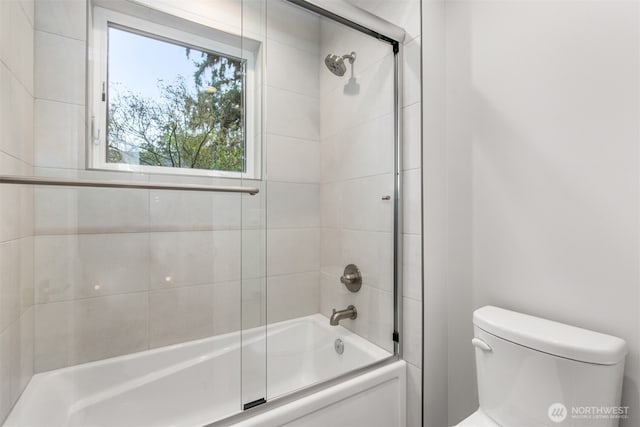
[342,52,356,64]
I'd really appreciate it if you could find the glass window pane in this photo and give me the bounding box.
[107,26,246,172]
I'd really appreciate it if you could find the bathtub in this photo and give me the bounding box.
[5,314,405,427]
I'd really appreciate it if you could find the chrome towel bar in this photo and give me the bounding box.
[0,175,259,195]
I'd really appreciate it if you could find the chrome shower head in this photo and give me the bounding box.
[324,52,356,77]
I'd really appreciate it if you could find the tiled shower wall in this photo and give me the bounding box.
[264,0,322,324]
[339,1,423,425]
[0,0,35,422]
[32,0,322,372]
[318,20,396,351]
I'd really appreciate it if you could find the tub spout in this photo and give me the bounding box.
[330,305,357,326]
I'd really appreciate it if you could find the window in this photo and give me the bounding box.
[90,7,260,178]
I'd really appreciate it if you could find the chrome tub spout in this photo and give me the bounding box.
[329,305,357,326]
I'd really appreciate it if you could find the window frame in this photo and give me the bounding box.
[90,6,260,179]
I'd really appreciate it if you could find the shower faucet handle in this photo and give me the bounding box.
[340,264,362,292]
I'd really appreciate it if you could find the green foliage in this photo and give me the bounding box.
[108,52,245,172]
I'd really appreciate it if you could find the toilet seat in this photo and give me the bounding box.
[455,409,500,427]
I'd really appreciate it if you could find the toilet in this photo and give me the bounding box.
[457,306,628,427]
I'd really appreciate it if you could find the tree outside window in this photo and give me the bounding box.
[106,26,245,173]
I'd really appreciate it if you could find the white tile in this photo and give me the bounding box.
[266,182,320,229]
[321,114,394,183]
[34,99,85,169]
[18,183,34,239]
[406,363,422,427]
[402,36,421,108]
[1,71,33,162]
[403,102,421,171]
[35,31,85,104]
[149,189,241,232]
[320,275,393,352]
[403,296,422,368]
[0,64,10,156]
[149,284,214,348]
[34,186,150,234]
[320,227,341,272]
[0,1,12,70]
[35,293,148,371]
[266,86,319,141]
[266,135,320,183]
[33,302,66,372]
[13,0,34,96]
[344,284,393,352]
[10,74,34,165]
[403,233,422,301]
[267,228,320,276]
[266,271,319,323]
[373,0,421,43]
[240,277,266,330]
[34,233,149,304]
[366,287,394,351]
[340,114,394,180]
[4,318,20,410]
[341,229,394,293]
[0,240,20,333]
[320,182,341,229]
[319,271,343,318]
[35,0,86,41]
[0,325,11,420]
[241,182,267,230]
[148,176,263,230]
[320,18,393,95]
[341,173,394,232]
[266,0,320,55]
[403,169,421,235]
[267,38,319,98]
[345,0,386,11]
[211,280,242,335]
[19,236,34,313]
[149,230,241,289]
[69,292,147,365]
[320,54,394,139]
[0,156,22,243]
[19,0,34,28]
[242,229,266,279]
[1,1,34,95]
[10,308,33,406]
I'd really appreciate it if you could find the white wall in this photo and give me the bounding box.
[0,0,35,422]
[421,0,447,425]
[445,1,640,426]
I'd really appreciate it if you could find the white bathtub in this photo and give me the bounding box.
[5,314,405,427]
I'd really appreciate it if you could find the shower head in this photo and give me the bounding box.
[324,52,356,77]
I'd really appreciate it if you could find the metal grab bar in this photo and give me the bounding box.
[0,175,260,195]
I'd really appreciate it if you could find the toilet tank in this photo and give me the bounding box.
[473,306,627,427]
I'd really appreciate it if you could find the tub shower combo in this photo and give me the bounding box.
[0,0,407,425]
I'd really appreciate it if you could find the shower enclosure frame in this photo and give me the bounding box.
[213,1,406,424]
[282,0,404,358]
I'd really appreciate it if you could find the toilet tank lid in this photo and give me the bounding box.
[473,306,627,365]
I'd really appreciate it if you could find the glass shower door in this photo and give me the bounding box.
[262,0,397,401]
[240,0,268,411]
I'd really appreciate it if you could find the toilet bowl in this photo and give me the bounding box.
[455,306,627,427]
